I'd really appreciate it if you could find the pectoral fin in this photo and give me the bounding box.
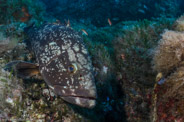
[5,60,39,78]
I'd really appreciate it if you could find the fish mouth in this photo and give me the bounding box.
[64,95,96,100]
[61,95,96,108]
[63,95,96,100]
[53,85,97,108]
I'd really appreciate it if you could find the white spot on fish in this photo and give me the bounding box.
[67,81,69,85]
[46,69,49,72]
[71,89,75,92]
[67,47,76,62]
[49,85,54,90]
[71,78,74,84]
[75,98,81,104]
[56,62,66,72]
[77,53,87,65]
[73,43,80,52]
[89,100,96,107]
[62,90,65,93]
[82,48,88,54]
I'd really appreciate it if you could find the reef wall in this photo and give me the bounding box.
[152,15,184,121]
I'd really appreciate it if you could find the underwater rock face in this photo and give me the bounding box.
[153,30,184,75]
[173,15,184,31]
[0,32,18,56]
[0,67,24,120]
[152,29,184,121]
[113,19,174,122]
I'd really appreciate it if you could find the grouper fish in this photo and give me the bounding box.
[6,24,97,108]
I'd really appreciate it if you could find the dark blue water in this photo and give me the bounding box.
[41,0,184,27]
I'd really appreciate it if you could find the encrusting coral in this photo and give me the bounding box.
[173,14,184,31]
[0,66,24,120]
[113,19,174,122]
[0,32,17,56]
[152,29,184,121]
[153,30,184,75]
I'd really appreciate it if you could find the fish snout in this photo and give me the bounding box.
[53,85,97,108]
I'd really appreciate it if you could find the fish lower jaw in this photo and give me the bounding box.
[61,95,96,108]
[65,95,96,100]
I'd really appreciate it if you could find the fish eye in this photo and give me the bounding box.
[68,63,78,74]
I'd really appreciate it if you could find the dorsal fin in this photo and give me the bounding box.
[5,60,39,78]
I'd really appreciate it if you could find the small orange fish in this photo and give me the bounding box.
[108,18,112,26]
[81,29,88,36]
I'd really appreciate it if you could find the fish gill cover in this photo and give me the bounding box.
[0,0,184,121]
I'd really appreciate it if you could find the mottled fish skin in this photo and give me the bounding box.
[25,24,97,108]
